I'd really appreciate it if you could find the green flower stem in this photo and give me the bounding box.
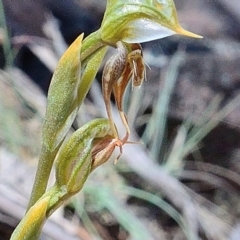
[27,146,59,210]
[77,46,108,108]
[28,34,85,209]
[81,30,105,65]
[42,184,70,218]
[27,36,108,210]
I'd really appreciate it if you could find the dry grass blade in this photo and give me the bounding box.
[182,161,240,188]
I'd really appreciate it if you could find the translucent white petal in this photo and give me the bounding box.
[122,18,176,43]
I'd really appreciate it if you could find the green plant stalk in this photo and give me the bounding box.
[77,46,108,106]
[27,33,84,209]
[27,147,59,210]
[81,30,105,65]
[28,36,107,210]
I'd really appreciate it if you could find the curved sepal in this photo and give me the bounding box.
[101,0,202,45]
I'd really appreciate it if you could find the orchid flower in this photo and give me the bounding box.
[102,41,146,141]
[100,0,201,143]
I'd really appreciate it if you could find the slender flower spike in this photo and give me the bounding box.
[11,2,204,239]
[100,0,202,45]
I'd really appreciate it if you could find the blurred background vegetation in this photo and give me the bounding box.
[0,0,240,239]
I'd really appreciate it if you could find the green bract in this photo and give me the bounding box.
[42,34,83,152]
[11,196,50,240]
[55,118,113,194]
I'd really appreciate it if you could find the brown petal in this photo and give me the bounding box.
[102,41,128,138]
